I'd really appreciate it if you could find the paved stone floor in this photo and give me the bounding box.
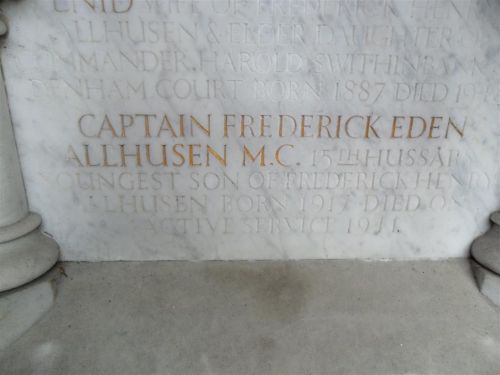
[0,260,499,375]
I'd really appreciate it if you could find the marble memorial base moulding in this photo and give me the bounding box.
[1,0,499,261]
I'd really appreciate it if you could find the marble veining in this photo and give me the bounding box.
[1,0,499,260]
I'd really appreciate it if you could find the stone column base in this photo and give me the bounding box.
[471,214,500,308]
[0,213,59,292]
[471,260,500,307]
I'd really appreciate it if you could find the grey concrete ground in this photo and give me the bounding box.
[0,260,499,375]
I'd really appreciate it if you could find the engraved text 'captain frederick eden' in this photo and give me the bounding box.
[67,113,466,168]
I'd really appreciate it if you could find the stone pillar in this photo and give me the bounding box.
[0,15,59,292]
[471,213,500,307]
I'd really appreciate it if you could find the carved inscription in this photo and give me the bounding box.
[6,0,500,259]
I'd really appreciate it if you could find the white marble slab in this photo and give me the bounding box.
[2,0,499,260]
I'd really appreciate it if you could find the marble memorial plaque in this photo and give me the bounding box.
[2,0,500,260]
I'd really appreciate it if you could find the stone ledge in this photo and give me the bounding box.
[2,259,499,375]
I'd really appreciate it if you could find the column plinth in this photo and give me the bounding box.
[471,213,500,307]
[0,15,59,292]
